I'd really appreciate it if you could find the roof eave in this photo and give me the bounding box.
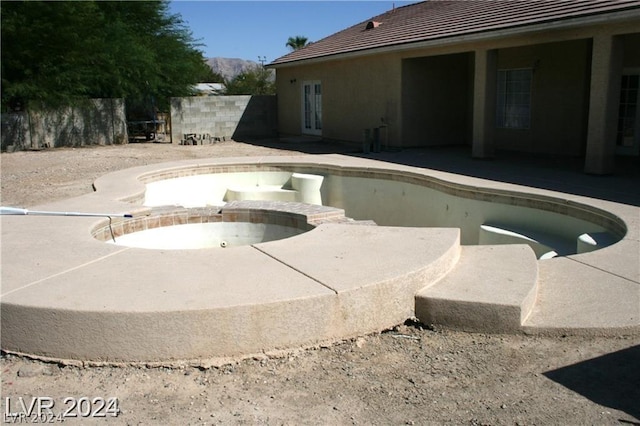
[268,8,640,69]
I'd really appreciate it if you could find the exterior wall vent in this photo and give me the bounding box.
[365,21,381,30]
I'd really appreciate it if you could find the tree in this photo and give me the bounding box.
[224,66,275,95]
[286,36,309,51]
[1,0,211,111]
[201,69,226,84]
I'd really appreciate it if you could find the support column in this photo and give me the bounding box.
[472,49,497,159]
[584,34,623,175]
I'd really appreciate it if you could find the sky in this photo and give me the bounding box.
[168,1,418,64]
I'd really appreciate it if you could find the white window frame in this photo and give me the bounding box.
[496,68,532,130]
[301,80,322,136]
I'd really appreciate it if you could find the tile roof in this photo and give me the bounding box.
[270,0,640,66]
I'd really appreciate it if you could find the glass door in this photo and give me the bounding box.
[302,81,322,136]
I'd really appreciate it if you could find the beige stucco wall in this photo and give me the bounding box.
[276,38,595,154]
[274,19,640,156]
[275,53,403,146]
[401,53,474,147]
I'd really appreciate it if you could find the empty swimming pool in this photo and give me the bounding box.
[139,166,623,259]
[1,155,636,365]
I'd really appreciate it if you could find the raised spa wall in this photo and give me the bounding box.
[92,200,362,249]
[139,166,624,258]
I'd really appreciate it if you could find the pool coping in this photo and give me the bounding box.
[1,154,638,365]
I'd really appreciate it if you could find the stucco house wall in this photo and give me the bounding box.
[272,6,640,167]
[276,53,403,145]
[401,53,474,147]
[493,39,591,156]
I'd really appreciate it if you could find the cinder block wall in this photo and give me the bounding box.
[1,99,127,151]
[170,95,277,143]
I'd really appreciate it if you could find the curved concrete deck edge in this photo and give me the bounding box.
[1,155,638,365]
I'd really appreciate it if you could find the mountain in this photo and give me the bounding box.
[205,57,260,81]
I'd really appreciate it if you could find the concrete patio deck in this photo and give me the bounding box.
[1,153,638,365]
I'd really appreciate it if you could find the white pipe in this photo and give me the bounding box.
[0,207,132,218]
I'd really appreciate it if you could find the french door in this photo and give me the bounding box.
[302,81,322,136]
[616,71,640,156]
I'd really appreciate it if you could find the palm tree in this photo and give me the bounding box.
[286,36,309,51]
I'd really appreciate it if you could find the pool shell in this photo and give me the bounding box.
[139,166,624,259]
[1,154,638,366]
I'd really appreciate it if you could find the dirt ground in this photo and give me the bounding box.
[1,141,639,425]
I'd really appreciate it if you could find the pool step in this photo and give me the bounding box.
[415,244,539,333]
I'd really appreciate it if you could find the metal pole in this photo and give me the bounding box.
[0,207,132,218]
[1,207,133,243]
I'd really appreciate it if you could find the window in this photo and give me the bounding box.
[616,74,638,147]
[496,69,532,129]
